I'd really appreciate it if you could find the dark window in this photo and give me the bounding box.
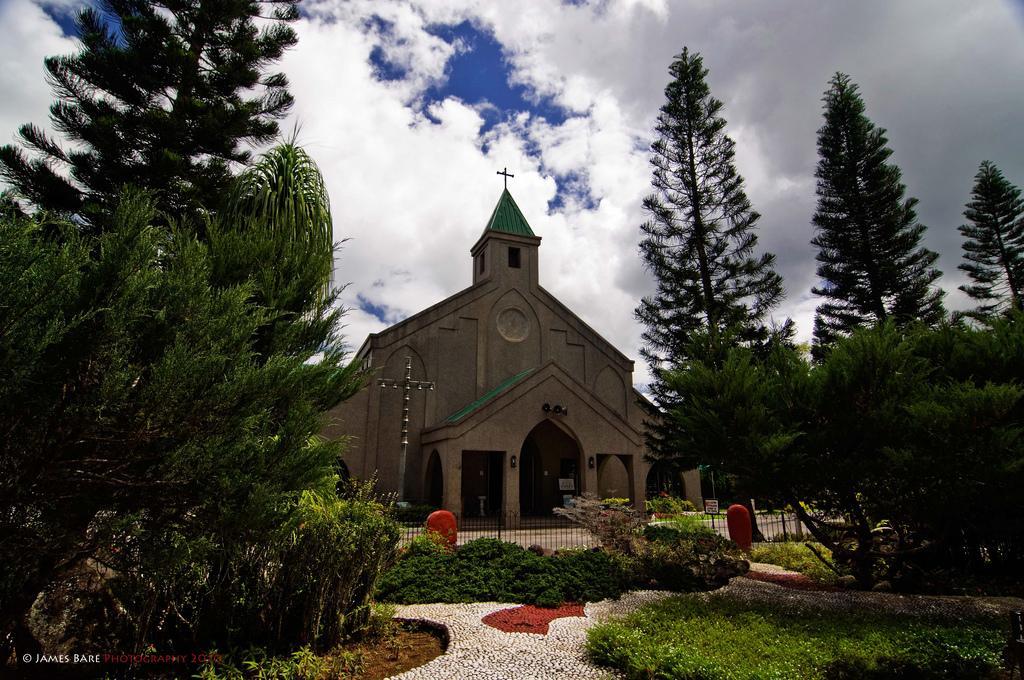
[479,252,485,273]
[508,247,521,268]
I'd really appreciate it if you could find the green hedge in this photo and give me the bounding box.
[645,496,698,515]
[376,537,630,607]
[587,594,1005,679]
[376,528,749,607]
[638,525,748,591]
[642,518,714,542]
[392,503,438,524]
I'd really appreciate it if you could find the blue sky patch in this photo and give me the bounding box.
[368,18,593,212]
[45,2,127,45]
[422,21,568,133]
[357,293,393,324]
[548,170,598,211]
[43,3,80,37]
[366,15,410,82]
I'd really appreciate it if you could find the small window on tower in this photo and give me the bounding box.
[479,252,485,274]
[508,247,521,268]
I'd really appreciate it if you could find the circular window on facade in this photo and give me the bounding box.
[496,307,530,342]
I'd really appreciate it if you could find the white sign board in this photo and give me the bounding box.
[557,477,575,491]
[704,499,720,514]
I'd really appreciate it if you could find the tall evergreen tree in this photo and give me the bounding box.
[0,0,298,225]
[636,47,785,380]
[635,48,786,518]
[958,160,1024,319]
[810,73,944,356]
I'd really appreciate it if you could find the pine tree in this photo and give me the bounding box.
[958,160,1024,319]
[0,0,298,225]
[635,48,785,528]
[810,73,944,356]
[636,47,785,379]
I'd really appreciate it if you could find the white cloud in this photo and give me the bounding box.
[4,0,1024,387]
[0,0,78,152]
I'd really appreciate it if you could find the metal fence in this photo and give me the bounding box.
[702,512,812,542]
[398,513,599,552]
[397,511,813,551]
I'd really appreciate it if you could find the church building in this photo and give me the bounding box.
[324,188,702,518]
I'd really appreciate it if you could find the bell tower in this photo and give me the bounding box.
[471,187,541,290]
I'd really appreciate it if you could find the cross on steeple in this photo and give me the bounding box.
[497,166,514,189]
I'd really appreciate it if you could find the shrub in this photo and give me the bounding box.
[145,483,400,653]
[375,535,460,605]
[553,493,644,554]
[551,494,745,594]
[552,549,631,603]
[645,515,714,538]
[376,538,630,606]
[645,495,697,515]
[392,503,438,524]
[269,489,400,647]
[635,531,748,591]
[587,593,1004,680]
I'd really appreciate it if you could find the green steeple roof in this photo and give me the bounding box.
[484,189,535,237]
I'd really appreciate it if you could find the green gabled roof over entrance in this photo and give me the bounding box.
[484,189,535,237]
[444,367,535,423]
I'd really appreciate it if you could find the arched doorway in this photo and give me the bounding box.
[519,420,582,515]
[597,455,630,500]
[425,449,443,508]
[645,460,683,499]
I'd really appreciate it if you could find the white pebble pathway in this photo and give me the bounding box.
[388,590,674,680]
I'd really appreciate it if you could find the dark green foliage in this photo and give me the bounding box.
[144,484,399,652]
[636,527,747,591]
[0,143,369,654]
[377,530,749,606]
[655,331,804,503]
[586,593,1005,680]
[0,0,298,224]
[644,495,698,516]
[642,523,715,544]
[958,160,1024,319]
[553,549,634,605]
[209,143,337,359]
[637,48,784,362]
[375,538,630,606]
[658,320,1024,590]
[796,322,1022,589]
[392,504,440,524]
[810,74,944,357]
[635,47,787,460]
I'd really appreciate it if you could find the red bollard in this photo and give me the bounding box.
[425,510,457,550]
[726,504,752,551]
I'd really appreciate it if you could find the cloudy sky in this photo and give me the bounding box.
[3,0,1024,388]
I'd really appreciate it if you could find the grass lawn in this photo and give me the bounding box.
[750,541,843,584]
[586,591,1006,679]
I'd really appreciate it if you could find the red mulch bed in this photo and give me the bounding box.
[746,570,840,592]
[481,604,585,634]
